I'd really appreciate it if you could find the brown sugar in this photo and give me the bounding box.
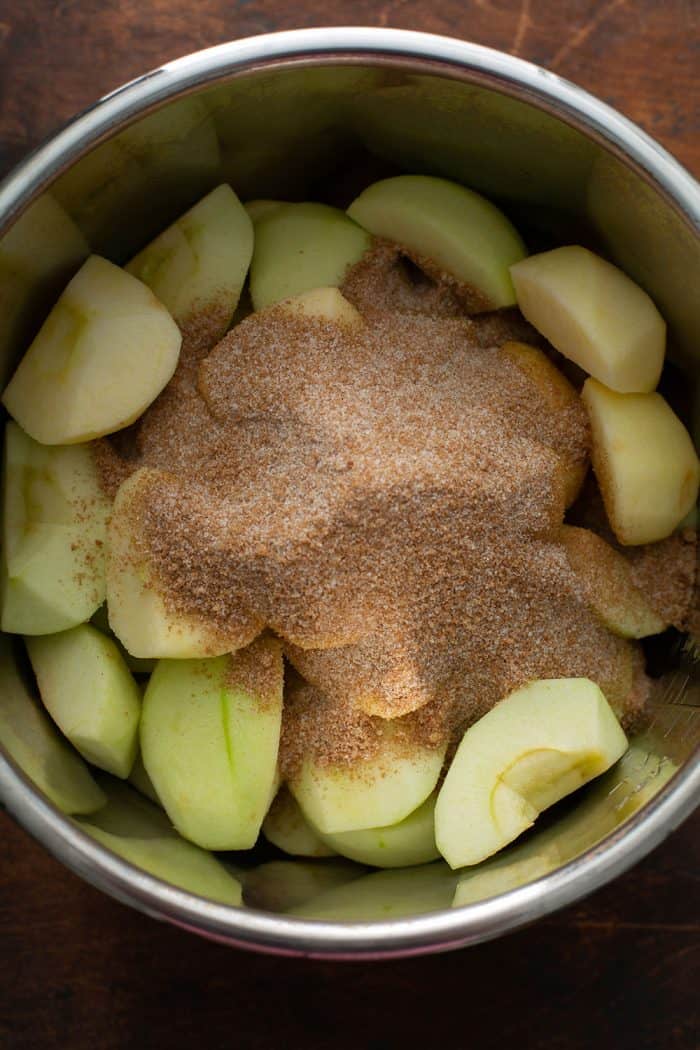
[97,242,683,771]
[567,475,698,630]
[624,531,698,631]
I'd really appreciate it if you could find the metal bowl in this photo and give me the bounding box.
[0,27,698,959]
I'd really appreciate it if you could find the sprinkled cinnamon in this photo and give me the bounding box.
[97,242,679,772]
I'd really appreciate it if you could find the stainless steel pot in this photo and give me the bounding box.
[0,27,698,959]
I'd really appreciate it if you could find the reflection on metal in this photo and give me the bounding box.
[588,152,700,369]
[52,96,220,259]
[0,194,87,387]
[0,28,697,957]
[347,73,597,210]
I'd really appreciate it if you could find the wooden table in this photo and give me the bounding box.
[0,3,698,1047]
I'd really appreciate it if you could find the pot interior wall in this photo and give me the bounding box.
[0,60,698,922]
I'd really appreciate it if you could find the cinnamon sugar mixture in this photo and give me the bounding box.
[97,244,696,774]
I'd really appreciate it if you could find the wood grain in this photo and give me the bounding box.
[1,809,698,1049]
[0,2,698,1047]
[0,1,698,176]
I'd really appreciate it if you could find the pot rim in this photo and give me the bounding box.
[0,27,698,959]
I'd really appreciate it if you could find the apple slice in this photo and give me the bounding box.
[2,255,182,445]
[107,467,261,659]
[263,787,336,858]
[318,792,439,868]
[243,860,362,912]
[347,175,526,310]
[141,637,283,850]
[560,525,667,638]
[0,193,88,379]
[249,203,371,311]
[582,378,700,544]
[289,862,457,921]
[244,199,284,224]
[26,624,141,778]
[278,286,363,326]
[126,184,253,339]
[0,637,105,814]
[128,751,161,805]
[77,780,242,906]
[501,341,588,506]
[435,678,628,868]
[453,836,562,907]
[0,193,88,301]
[289,722,445,835]
[510,246,666,393]
[90,604,156,674]
[1,422,110,635]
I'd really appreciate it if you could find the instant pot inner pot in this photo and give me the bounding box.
[1,61,698,922]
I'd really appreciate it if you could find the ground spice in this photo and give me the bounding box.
[96,243,693,772]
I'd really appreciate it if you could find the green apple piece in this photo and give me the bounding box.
[582,378,700,545]
[318,792,439,868]
[90,604,156,674]
[676,505,698,531]
[77,780,242,906]
[510,246,666,393]
[263,787,336,858]
[249,203,371,311]
[128,751,161,805]
[242,860,361,912]
[289,723,445,835]
[2,255,182,445]
[126,184,253,338]
[244,199,284,224]
[435,678,628,869]
[0,194,88,388]
[526,737,678,870]
[0,637,104,814]
[501,341,588,507]
[107,468,260,659]
[0,193,88,295]
[1,422,110,635]
[141,637,283,850]
[453,836,562,907]
[278,286,363,326]
[560,525,667,638]
[26,624,141,778]
[289,862,458,921]
[347,175,526,310]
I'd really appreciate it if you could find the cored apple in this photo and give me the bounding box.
[278,286,363,326]
[0,637,104,814]
[78,780,242,906]
[347,175,526,310]
[510,246,665,393]
[501,340,588,506]
[560,525,667,637]
[263,787,336,858]
[140,637,283,850]
[249,203,371,310]
[126,184,253,338]
[435,678,628,868]
[26,624,141,778]
[1,422,109,635]
[317,792,439,868]
[2,255,181,444]
[107,467,261,659]
[289,721,445,835]
[582,378,700,544]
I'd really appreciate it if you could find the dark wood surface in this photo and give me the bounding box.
[0,3,698,1047]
